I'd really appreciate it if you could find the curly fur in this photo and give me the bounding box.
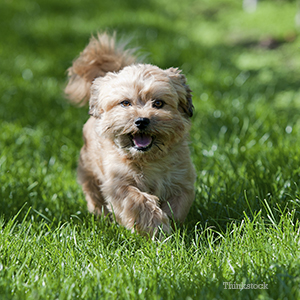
[65,32,196,237]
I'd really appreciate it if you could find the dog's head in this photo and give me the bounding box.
[89,64,193,160]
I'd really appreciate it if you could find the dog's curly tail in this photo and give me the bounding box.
[65,32,137,106]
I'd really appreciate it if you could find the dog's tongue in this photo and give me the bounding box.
[133,133,152,148]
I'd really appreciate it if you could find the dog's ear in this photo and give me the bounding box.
[165,68,194,118]
[88,78,104,118]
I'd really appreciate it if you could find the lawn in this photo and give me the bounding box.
[1,0,300,299]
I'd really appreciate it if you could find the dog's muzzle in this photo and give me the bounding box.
[132,117,153,151]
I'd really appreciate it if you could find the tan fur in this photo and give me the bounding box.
[65,32,136,105]
[65,33,196,237]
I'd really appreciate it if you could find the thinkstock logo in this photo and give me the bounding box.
[223,282,268,290]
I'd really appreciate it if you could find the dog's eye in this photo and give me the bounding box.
[153,100,164,109]
[120,100,131,107]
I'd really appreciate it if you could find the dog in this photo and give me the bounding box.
[65,32,196,237]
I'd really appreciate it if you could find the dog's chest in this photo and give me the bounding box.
[132,164,180,201]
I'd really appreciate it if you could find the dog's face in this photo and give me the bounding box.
[89,64,193,160]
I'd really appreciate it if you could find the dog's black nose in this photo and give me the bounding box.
[135,117,150,130]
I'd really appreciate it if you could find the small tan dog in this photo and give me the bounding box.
[65,33,196,236]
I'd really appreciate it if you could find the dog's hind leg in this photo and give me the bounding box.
[81,178,109,216]
[78,160,108,216]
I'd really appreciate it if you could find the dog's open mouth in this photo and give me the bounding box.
[131,133,153,151]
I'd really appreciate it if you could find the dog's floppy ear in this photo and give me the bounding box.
[165,67,194,118]
[88,78,104,118]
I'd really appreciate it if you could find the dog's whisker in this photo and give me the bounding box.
[120,142,132,149]
[154,139,165,146]
[154,140,164,146]
[154,142,164,152]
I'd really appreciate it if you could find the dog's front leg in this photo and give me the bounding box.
[105,185,170,236]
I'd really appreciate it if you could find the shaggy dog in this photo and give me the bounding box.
[65,33,196,237]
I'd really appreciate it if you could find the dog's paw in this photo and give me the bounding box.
[121,190,170,237]
[133,195,171,237]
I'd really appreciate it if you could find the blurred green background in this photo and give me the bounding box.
[1,1,300,299]
[1,0,300,227]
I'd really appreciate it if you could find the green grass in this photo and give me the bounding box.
[1,0,300,299]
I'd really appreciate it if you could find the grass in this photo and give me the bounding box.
[1,0,300,299]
